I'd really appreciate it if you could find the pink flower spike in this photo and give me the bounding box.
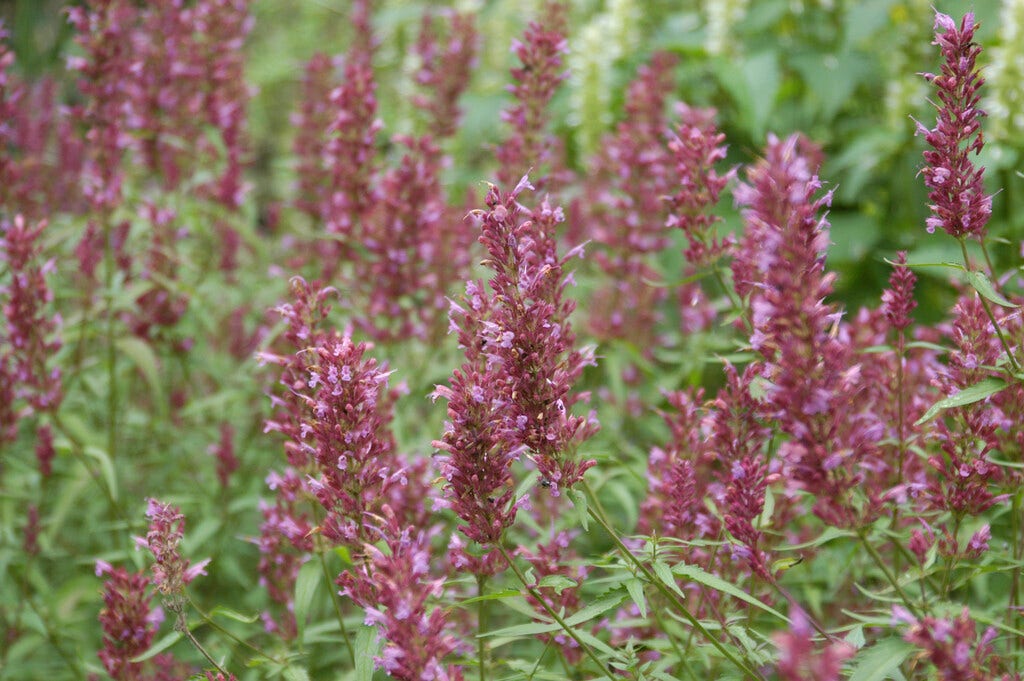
[918,11,991,240]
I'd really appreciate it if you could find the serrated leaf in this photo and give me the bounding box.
[848,638,916,681]
[567,487,588,531]
[537,575,577,594]
[915,377,1008,425]
[966,270,1018,308]
[354,625,378,681]
[652,560,684,598]
[454,588,521,608]
[625,579,647,619]
[671,562,789,622]
[131,631,181,663]
[293,559,321,641]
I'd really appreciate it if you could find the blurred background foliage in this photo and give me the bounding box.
[3,0,1020,318]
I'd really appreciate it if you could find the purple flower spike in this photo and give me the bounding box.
[917,11,992,240]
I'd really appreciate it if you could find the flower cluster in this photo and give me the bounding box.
[495,1,569,189]
[666,103,735,269]
[412,9,478,140]
[0,29,84,221]
[136,498,210,597]
[95,561,163,681]
[338,512,463,681]
[773,609,855,681]
[916,11,991,239]
[0,215,63,421]
[926,295,1007,517]
[579,53,678,344]
[209,422,239,490]
[894,607,1015,680]
[290,6,475,342]
[734,134,883,527]
[474,178,598,494]
[68,0,253,209]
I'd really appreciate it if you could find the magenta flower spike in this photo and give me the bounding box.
[136,499,210,596]
[476,178,597,493]
[495,2,569,189]
[917,11,992,240]
[734,134,883,527]
[95,561,162,681]
[338,513,463,681]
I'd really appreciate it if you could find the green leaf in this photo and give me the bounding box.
[625,579,647,619]
[354,625,378,681]
[453,588,521,608]
[915,377,1008,425]
[966,270,1018,308]
[770,556,804,573]
[293,559,321,641]
[848,638,916,681]
[777,527,855,550]
[671,562,789,622]
[83,445,118,502]
[567,487,589,531]
[652,560,685,599]
[115,336,166,414]
[483,593,626,638]
[207,606,260,624]
[131,631,181,663]
[537,575,577,594]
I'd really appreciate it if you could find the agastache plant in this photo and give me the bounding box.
[495,2,570,189]
[472,177,598,496]
[916,11,991,241]
[735,134,884,528]
[579,52,678,345]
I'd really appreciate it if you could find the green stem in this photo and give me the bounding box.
[319,541,355,665]
[177,616,230,677]
[307,501,355,665]
[495,544,619,681]
[1010,489,1022,674]
[477,574,489,681]
[103,217,119,464]
[581,480,765,681]
[857,528,924,619]
[649,597,699,681]
[188,597,287,666]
